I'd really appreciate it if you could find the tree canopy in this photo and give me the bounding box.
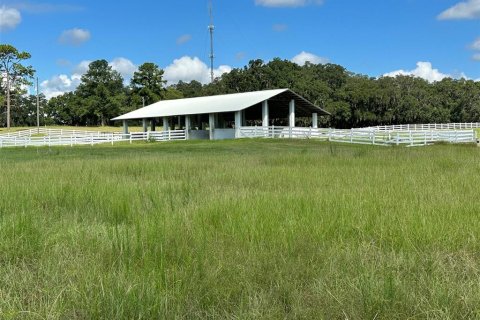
[0,44,35,128]
[3,52,480,128]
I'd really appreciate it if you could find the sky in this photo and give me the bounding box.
[0,0,479,98]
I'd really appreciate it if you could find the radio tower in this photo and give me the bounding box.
[208,0,215,83]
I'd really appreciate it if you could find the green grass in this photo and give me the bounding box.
[1,140,480,319]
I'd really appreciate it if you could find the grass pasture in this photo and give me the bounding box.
[0,140,480,319]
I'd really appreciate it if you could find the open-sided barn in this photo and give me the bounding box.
[112,89,329,140]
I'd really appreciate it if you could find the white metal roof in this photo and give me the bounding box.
[112,89,327,121]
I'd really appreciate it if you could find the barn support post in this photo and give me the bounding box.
[289,99,295,128]
[234,111,242,138]
[142,119,148,132]
[312,113,318,128]
[163,117,169,131]
[122,120,129,135]
[262,100,269,127]
[151,119,156,131]
[185,115,191,140]
[209,113,215,140]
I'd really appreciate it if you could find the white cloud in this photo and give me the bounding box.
[291,51,329,65]
[471,37,480,50]
[176,34,192,45]
[56,58,71,67]
[6,2,83,13]
[473,53,480,61]
[255,0,323,7]
[383,62,450,82]
[235,52,246,60]
[59,28,91,46]
[163,56,231,84]
[0,6,21,32]
[272,23,288,32]
[109,57,137,80]
[73,60,91,75]
[41,58,137,99]
[41,60,90,99]
[438,0,480,20]
[40,74,81,99]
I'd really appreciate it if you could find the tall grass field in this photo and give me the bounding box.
[1,140,479,319]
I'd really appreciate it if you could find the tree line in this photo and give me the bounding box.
[1,45,479,129]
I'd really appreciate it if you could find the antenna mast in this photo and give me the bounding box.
[208,0,215,83]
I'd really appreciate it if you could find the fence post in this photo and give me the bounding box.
[272,125,274,138]
[130,134,132,144]
[350,129,353,143]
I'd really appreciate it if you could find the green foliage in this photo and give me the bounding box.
[1,140,480,318]
[129,62,167,105]
[0,44,36,128]
[45,92,83,126]
[172,80,203,98]
[15,56,480,128]
[8,93,48,126]
[75,60,125,126]
[0,45,35,88]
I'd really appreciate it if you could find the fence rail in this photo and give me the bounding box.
[0,123,478,148]
[360,122,480,131]
[0,130,186,148]
[237,126,477,146]
[0,128,114,138]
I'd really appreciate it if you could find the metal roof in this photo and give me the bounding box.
[112,88,329,121]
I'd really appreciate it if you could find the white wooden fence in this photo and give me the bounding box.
[0,122,478,148]
[0,130,186,148]
[237,126,477,147]
[360,122,480,131]
[0,128,110,138]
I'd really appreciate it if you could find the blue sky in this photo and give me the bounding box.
[0,0,479,98]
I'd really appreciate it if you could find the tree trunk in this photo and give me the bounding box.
[6,71,10,130]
